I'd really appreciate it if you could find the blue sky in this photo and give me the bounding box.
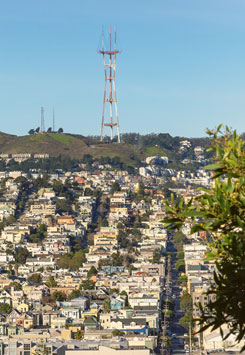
[0,0,245,137]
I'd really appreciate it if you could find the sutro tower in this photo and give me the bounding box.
[98,25,121,143]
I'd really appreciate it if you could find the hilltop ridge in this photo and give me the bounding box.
[0,131,211,168]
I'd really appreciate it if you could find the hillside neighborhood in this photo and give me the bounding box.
[0,154,242,355]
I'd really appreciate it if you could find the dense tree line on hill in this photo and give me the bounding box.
[0,154,136,174]
[112,132,213,152]
[1,156,77,173]
[121,132,181,149]
[28,127,63,134]
[90,132,213,162]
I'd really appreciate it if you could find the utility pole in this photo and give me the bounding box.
[98,25,121,143]
[189,322,192,354]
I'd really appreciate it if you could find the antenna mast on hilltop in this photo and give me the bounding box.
[98,25,121,143]
[53,109,55,132]
[41,107,45,133]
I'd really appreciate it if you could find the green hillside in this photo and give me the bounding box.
[0,132,144,166]
[0,131,17,149]
[1,133,88,158]
[0,131,210,168]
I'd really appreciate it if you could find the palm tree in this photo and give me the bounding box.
[8,264,13,278]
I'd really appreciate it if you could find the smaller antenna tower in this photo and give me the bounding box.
[41,107,45,132]
[52,109,55,132]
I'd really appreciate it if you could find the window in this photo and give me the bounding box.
[24,344,31,350]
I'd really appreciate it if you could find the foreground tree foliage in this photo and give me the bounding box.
[163,125,245,350]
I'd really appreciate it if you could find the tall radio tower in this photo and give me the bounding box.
[98,25,121,143]
[41,106,45,133]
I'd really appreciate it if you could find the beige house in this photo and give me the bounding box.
[16,302,29,313]
[30,202,56,216]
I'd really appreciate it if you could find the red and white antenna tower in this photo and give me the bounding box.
[98,25,121,143]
